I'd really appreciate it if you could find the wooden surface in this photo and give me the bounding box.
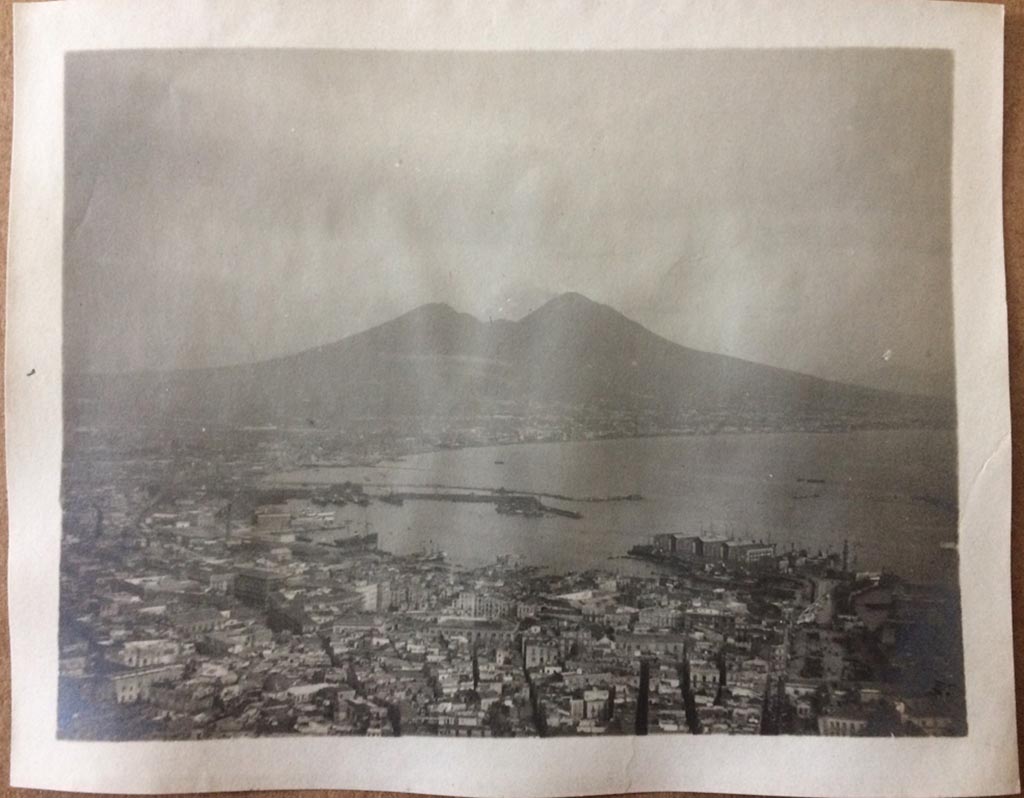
[0,0,1019,796]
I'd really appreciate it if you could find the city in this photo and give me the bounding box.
[12,24,1007,798]
[57,422,965,740]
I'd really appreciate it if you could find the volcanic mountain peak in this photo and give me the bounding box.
[534,291,599,310]
[353,292,639,359]
[400,301,464,319]
[359,300,487,355]
[68,291,953,430]
[390,292,617,330]
[381,301,483,332]
[522,291,621,322]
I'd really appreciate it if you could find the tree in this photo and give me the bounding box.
[485,702,513,737]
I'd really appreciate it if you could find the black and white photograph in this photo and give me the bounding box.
[54,46,968,742]
[8,0,1019,795]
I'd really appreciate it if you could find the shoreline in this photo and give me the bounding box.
[280,423,956,472]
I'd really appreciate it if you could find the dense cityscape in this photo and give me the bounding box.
[58,420,965,740]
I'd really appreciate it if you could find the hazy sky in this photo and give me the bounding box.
[65,48,954,392]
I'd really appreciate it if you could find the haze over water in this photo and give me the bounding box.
[274,428,958,584]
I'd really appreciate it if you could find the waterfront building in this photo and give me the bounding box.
[723,541,777,563]
[698,537,729,561]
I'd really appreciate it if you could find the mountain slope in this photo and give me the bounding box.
[68,293,953,429]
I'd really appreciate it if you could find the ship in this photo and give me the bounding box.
[332,532,378,551]
[332,520,378,551]
[413,540,446,563]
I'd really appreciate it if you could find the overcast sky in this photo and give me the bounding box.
[65,48,954,394]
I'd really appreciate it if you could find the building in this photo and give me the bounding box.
[456,592,514,620]
[109,663,185,704]
[149,681,217,714]
[112,639,181,669]
[784,678,823,699]
[724,541,777,563]
[253,506,291,535]
[331,617,384,635]
[389,580,425,611]
[170,608,226,636]
[234,568,286,608]
[208,572,233,594]
[199,623,274,655]
[652,533,679,554]
[684,606,736,633]
[615,632,688,658]
[898,697,958,735]
[438,618,516,646]
[570,688,613,721]
[517,602,540,619]
[638,606,682,629]
[267,601,318,635]
[818,709,870,736]
[523,640,561,669]
[675,536,702,557]
[698,536,729,561]
[688,660,721,691]
[651,534,701,557]
[356,582,391,613]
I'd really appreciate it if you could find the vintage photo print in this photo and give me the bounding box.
[59,48,963,741]
[6,1,1013,795]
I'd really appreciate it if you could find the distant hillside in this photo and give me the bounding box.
[853,363,955,398]
[67,293,953,429]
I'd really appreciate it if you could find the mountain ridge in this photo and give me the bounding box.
[67,293,954,430]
